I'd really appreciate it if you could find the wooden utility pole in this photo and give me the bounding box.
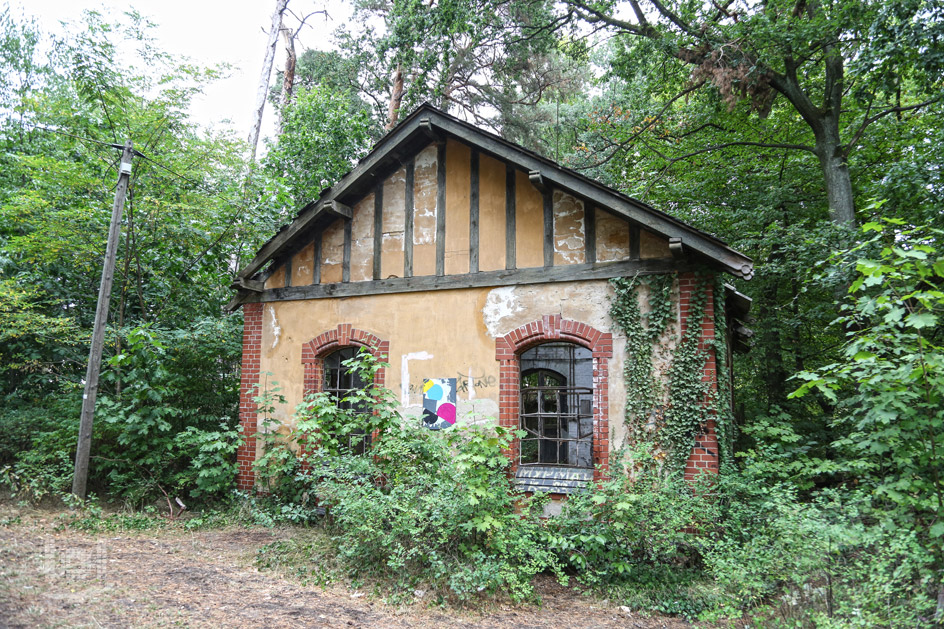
[72,141,134,499]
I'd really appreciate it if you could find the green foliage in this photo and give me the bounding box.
[662,274,713,472]
[295,350,398,456]
[249,351,561,602]
[544,445,716,587]
[703,474,941,626]
[263,85,376,209]
[609,273,715,472]
[792,219,944,556]
[314,420,559,603]
[609,274,673,445]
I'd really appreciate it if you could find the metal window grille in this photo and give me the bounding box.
[519,343,594,468]
[322,347,371,454]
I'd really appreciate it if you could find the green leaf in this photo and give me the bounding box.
[905,312,937,329]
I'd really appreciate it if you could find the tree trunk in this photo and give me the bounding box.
[248,0,289,162]
[385,65,405,131]
[814,116,857,229]
[280,25,297,129]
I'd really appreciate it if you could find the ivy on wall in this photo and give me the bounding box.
[609,272,731,474]
[609,275,674,447]
[711,276,735,466]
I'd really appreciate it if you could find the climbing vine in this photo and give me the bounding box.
[711,277,735,466]
[662,274,711,472]
[609,272,719,475]
[609,274,674,446]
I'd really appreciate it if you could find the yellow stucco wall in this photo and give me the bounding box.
[255,280,633,451]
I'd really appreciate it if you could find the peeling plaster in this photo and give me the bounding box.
[268,305,281,349]
[482,286,523,337]
[401,351,434,405]
[415,144,437,169]
[483,282,616,338]
[553,191,586,265]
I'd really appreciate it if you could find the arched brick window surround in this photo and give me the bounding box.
[301,324,389,396]
[236,320,389,491]
[495,315,612,481]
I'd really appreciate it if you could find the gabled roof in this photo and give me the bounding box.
[234,103,753,285]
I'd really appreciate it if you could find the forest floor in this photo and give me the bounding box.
[0,500,700,629]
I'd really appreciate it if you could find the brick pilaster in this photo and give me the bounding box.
[678,274,720,480]
[236,302,263,491]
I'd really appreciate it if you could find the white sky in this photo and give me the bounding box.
[8,0,353,142]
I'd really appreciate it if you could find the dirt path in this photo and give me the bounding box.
[0,505,694,629]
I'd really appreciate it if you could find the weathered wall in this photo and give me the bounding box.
[595,208,630,262]
[350,193,374,282]
[260,140,677,289]
[253,279,629,452]
[381,166,407,279]
[413,145,438,277]
[444,139,471,275]
[479,154,506,272]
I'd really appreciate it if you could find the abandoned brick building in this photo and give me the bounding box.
[228,103,754,494]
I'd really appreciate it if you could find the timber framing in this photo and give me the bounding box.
[243,259,686,305]
[229,104,754,311]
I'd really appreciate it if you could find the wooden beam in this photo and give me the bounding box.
[324,199,352,220]
[342,217,352,282]
[418,117,441,142]
[543,189,553,268]
[234,107,753,284]
[231,277,264,292]
[505,164,516,270]
[283,258,292,287]
[585,206,596,264]
[629,224,640,261]
[372,183,383,280]
[404,159,414,278]
[436,142,446,276]
[669,237,684,259]
[313,231,322,285]
[528,170,546,192]
[250,259,686,304]
[469,149,480,273]
[236,112,433,280]
[427,114,754,279]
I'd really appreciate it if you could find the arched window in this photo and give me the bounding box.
[301,325,389,457]
[495,316,612,489]
[519,343,593,468]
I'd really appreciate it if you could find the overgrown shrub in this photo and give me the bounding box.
[1,317,243,505]
[250,350,559,602]
[296,420,559,602]
[545,445,717,584]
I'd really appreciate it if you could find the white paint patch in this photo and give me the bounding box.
[482,286,522,337]
[268,305,281,349]
[414,224,435,245]
[401,351,434,405]
[468,366,475,400]
[415,144,437,169]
